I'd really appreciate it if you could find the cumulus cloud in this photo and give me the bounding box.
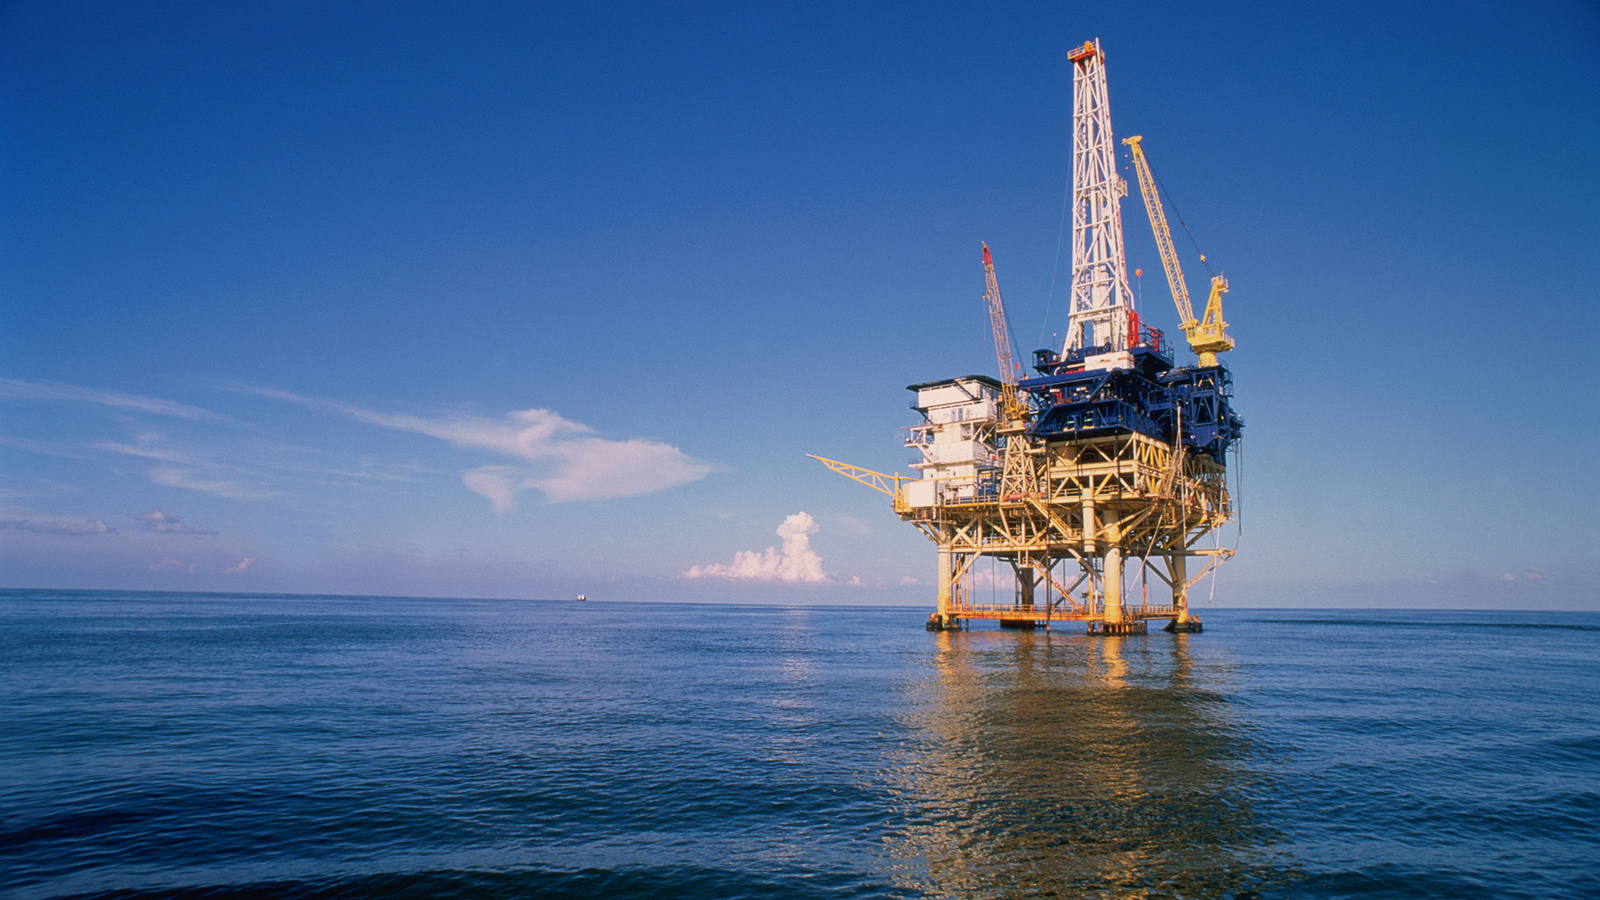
[132,511,218,535]
[0,516,113,536]
[0,377,228,421]
[223,557,254,574]
[253,388,713,509]
[684,512,831,584]
[967,566,1023,590]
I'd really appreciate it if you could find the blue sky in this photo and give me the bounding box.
[3,1,1596,608]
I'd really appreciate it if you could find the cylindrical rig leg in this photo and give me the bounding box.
[936,546,953,620]
[1103,542,1123,625]
[1081,500,1097,556]
[1171,553,1189,624]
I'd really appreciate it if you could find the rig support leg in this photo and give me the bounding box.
[1081,499,1097,557]
[1103,534,1123,626]
[1018,561,1036,612]
[936,546,953,621]
[1171,554,1189,624]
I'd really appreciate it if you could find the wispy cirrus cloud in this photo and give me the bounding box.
[149,468,276,500]
[1,377,431,503]
[99,432,425,497]
[0,436,94,460]
[3,377,709,511]
[0,516,115,536]
[253,388,713,509]
[95,440,216,467]
[2,379,282,499]
[0,378,230,421]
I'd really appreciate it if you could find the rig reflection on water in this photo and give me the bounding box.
[882,631,1296,897]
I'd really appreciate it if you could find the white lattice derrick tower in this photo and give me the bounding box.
[1065,39,1135,364]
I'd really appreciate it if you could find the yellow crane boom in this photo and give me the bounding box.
[1123,135,1234,366]
[805,454,910,510]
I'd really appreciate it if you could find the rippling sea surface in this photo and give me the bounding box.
[2,590,1596,899]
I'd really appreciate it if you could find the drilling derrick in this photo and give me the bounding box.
[812,39,1242,634]
[1066,39,1135,361]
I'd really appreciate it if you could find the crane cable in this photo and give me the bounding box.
[984,256,1027,390]
[1041,144,1215,346]
[1039,162,1074,351]
[1144,153,1216,279]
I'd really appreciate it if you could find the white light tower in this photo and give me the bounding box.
[1065,39,1134,361]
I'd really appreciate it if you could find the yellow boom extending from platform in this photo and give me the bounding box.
[805,454,911,511]
[1123,135,1234,366]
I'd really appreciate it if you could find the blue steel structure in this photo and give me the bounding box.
[1023,342,1242,464]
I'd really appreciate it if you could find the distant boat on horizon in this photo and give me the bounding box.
[575,594,586,602]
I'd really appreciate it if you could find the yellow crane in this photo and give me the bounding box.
[1122,135,1234,366]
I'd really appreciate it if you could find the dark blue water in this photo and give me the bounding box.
[2,591,1596,899]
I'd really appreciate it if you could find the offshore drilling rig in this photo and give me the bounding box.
[812,40,1242,634]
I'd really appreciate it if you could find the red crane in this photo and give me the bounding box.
[981,243,1028,425]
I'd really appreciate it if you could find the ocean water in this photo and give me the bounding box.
[1,591,1596,899]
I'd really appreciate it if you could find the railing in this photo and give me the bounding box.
[949,601,1184,621]
[1129,324,1172,357]
[950,600,1060,617]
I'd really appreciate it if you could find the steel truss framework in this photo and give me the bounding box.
[813,425,1235,632]
[909,430,1230,631]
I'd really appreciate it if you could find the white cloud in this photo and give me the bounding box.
[253,388,713,509]
[684,512,831,584]
[0,516,113,536]
[223,557,254,574]
[968,566,1018,590]
[1500,568,1550,583]
[461,467,525,513]
[97,441,213,466]
[0,378,228,421]
[150,468,277,500]
[132,510,218,535]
